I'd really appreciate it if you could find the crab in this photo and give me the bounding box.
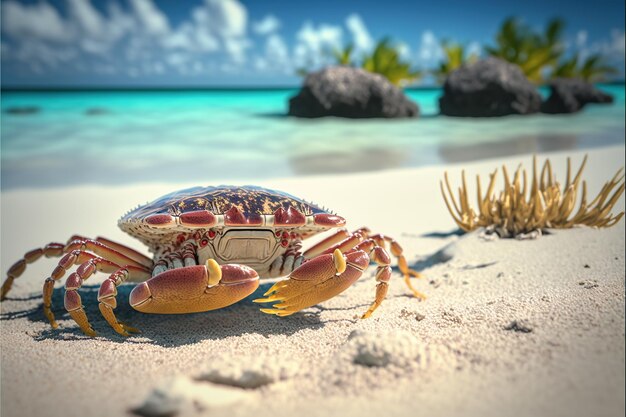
[1,185,424,336]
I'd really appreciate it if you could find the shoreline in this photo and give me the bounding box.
[1,145,624,417]
[2,85,624,190]
[2,133,625,191]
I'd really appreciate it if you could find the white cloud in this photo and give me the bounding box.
[576,30,588,49]
[574,28,625,70]
[254,56,268,70]
[397,42,411,60]
[2,5,507,82]
[189,0,249,61]
[196,29,220,52]
[253,15,281,35]
[80,39,110,55]
[607,29,625,56]
[2,0,254,75]
[201,0,247,38]
[162,25,194,50]
[1,1,71,43]
[345,14,373,52]
[66,0,105,39]
[14,40,76,67]
[266,34,289,63]
[466,41,482,58]
[166,52,189,67]
[130,0,171,36]
[417,30,443,67]
[294,21,342,68]
[253,34,290,73]
[106,2,135,41]
[224,38,251,63]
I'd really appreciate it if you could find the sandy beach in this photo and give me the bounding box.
[1,145,624,417]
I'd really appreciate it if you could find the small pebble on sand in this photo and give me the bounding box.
[348,329,424,367]
[198,355,298,389]
[132,376,249,417]
[504,320,534,333]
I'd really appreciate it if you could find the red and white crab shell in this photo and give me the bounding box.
[119,185,347,278]
[1,185,424,337]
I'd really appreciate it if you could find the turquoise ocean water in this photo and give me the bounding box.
[1,85,624,189]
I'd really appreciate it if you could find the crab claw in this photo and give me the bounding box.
[130,261,259,314]
[254,249,369,316]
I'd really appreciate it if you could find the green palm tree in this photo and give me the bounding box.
[332,43,356,66]
[553,53,618,82]
[433,41,478,82]
[486,17,565,83]
[300,38,420,86]
[361,38,421,86]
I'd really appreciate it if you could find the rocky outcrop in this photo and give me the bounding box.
[4,106,40,115]
[541,78,614,114]
[288,66,418,118]
[439,57,541,117]
[85,107,110,115]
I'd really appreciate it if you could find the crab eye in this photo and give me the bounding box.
[200,238,209,247]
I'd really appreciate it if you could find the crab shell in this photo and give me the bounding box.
[119,186,346,275]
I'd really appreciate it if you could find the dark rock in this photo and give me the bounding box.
[504,320,534,333]
[541,78,614,114]
[289,66,418,118]
[4,106,40,115]
[439,57,541,117]
[85,107,109,115]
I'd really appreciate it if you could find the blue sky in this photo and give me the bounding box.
[1,0,625,87]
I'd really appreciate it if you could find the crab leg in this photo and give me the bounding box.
[269,243,305,278]
[69,235,152,268]
[64,238,149,269]
[0,242,65,300]
[1,236,151,301]
[366,233,426,299]
[302,229,351,259]
[151,243,198,276]
[98,268,140,337]
[42,250,150,329]
[346,238,408,317]
[63,257,149,336]
[358,246,393,319]
[43,251,99,328]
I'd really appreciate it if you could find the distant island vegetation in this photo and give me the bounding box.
[298,17,618,87]
[289,17,619,119]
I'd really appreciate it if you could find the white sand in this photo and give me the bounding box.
[1,146,624,417]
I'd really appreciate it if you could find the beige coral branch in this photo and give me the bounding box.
[439,155,625,236]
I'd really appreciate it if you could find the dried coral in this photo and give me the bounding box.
[440,155,624,237]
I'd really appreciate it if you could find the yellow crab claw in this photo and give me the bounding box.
[254,250,369,316]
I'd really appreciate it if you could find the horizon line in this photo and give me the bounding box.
[1,80,624,92]
[0,84,443,92]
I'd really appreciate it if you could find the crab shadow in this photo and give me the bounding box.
[2,282,365,347]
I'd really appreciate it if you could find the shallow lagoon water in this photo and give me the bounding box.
[1,85,624,189]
